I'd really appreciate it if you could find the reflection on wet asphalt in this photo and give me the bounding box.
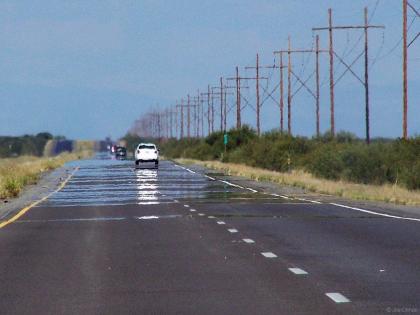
[42,153,272,207]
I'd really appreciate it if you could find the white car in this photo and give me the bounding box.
[135,143,159,166]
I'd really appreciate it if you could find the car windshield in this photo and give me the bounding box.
[139,145,155,150]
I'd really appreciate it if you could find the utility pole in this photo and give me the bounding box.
[200,85,213,136]
[220,77,224,132]
[228,65,265,133]
[201,85,214,136]
[244,54,270,135]
[403,0,408,139]
[187,95,191,138]
[275,36,328,137]
[176,100,185,139]
[212,83,234,132]
[315,35,321,137]
[364,7,370,144]
[288,37,292,135]
[402,0,420,139]
[256,54,260,135]
[236,67,241,129]
[313,8,384,142]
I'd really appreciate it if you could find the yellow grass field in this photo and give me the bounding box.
[0,152,90,199]
[175,158,420,206]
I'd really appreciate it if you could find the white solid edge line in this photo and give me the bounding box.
[217,221,226,225]
[246,187,258,193]
[208,216,216,219]
[280,195,290,199]
[205,175,216,180]
[185,168,196,174]
[325,293,351,303]
[184,205,190,208]
[330,203,420,222]
[242,238,255,244]
[228,229,238,233]
[261,252,277,258]
[288,268,308,275]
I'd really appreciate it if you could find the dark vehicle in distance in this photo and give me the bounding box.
[115,146,127,158]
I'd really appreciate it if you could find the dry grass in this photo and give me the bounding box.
[0,151,91,199]
[176,158,420,206]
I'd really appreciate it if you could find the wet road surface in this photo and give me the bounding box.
[0,154,419,314]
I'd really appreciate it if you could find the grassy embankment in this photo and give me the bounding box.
[124,126,420,206]
[176,158,420,206]
[0,139,94,199]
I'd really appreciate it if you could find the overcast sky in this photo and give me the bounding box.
[0,0,418,140]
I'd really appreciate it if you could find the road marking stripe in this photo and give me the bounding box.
[288,268,308,275]
[190,209,196,212]
[137,216,159,220]
[204,175,216,180]
[308,200,322,204]
[246,187,258,193]
[330,203,420,222]
[261,252,277,258]
[217,221,226,225]
[184,205,190,208]
[208,216,216,219]
[243,238,255,244]
[185,168,196,174]
[198,213,205,216]
[0,166,80,229]
[325,293,350,303]
[219,180,244,189]
[18,217,127,223]
[228,228,238,233]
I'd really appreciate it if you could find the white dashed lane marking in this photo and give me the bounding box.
[288,268,308,275]
[184,205,190,208]
[246,187,258,193]
[261,252,277,258]
[190,209,196,212]
[208,216,216,219]
[242,238,255,244]
[219,180,244,189]
[217,221,226,225]
[204,175,216,180]
[325,293,351,303]
[198,213,205,216]
[228,229,238,233]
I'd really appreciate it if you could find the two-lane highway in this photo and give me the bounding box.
[0,155,419,314]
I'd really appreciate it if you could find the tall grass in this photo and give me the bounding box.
[0,152,90,199]
[176,159,420,206]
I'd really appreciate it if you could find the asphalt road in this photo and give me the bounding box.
[1,154,419,314]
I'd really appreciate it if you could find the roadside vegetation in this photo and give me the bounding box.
[0,152,90,199]
[0,133,55,158]
[124,126,420,205]
[0,133,95,200]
